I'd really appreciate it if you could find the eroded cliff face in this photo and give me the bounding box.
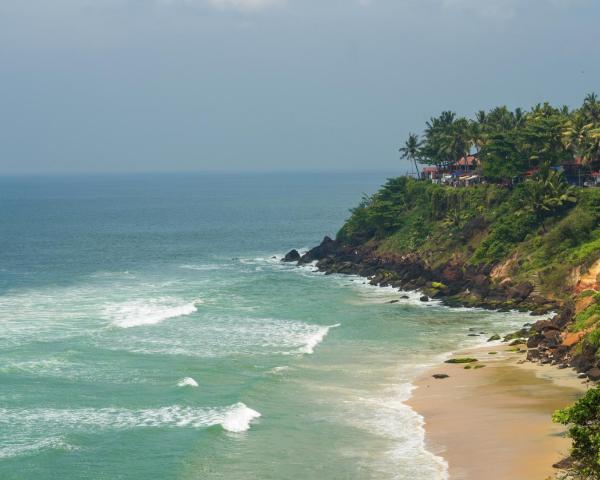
[574,258,600,293]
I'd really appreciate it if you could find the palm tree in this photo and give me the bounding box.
[520,166,577,229]
[582,93,600,122]
[399,133,422,179]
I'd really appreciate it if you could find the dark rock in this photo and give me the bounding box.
[553,456,574,470]
[578,373,588,379]
[508,282,534,302]
[533,319,560,333]
[586,367,600,381]
[542,330,562,348]
[571,344,598,373]
[504,328,530,342]
[509,339,525,346]
[555,303,575,329]
[527,333,544,348]
[282,249,301,262]
[527,349,541,361]
[400,295,409,299]
[487,334,501,342]
[419,295,429,302]
[388,300,399,304]
[432,374,449,379]
[299,236,339,264]
[468,333,480,337]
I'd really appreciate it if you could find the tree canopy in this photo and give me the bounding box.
[401,94,600,182]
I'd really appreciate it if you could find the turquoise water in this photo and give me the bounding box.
[0,173,534,479]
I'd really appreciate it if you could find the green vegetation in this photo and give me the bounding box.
[336,96,600,480]
[554,388,600,479]
[572,298,600,332]
[409,94,600,182]
[338,175,600,297]
[445,358,478,364]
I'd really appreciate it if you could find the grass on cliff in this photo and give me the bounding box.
[337,177,600,297]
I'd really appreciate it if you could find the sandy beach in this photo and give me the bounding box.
[408,344,589,480]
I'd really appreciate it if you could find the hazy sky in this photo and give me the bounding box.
[1,0,599,174]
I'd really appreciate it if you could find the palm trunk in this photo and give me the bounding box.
[413,158,420,180]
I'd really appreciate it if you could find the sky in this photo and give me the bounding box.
[0,0,599,174]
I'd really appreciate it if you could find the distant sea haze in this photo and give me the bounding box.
[0,172,536,479]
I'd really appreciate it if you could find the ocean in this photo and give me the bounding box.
[0,172,535,479]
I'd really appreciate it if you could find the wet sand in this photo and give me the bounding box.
[408,345,589,480]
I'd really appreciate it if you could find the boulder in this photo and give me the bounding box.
[432,374,449,379]
[542,330,562,348]
[532,319,560,333]
[527,333,544,349]
[508,282,534,302]
[487,334,501,342]
[282,249,301,262]
[299,236,339,264]
[553,456,574,470]
[527,349,541,361]
[420,295,430,302]
[586,367,600,382]
[571,343,598,373]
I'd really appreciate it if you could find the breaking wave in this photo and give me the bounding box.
[104,298,202,328]
[0,403,261,437]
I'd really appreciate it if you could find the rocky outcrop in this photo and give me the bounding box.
[298,236,340,264]
[291,237,555,314]
[282,249,301,262]
[290,237,596,381]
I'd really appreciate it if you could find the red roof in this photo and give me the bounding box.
[422,167,439,174]
[454,156,478,167]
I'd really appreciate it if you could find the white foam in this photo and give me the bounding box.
[269,366,290,374]
[177,377,199,388]
[100,315,341,358]
[298,323,340,355]
[104,298,202,328]
[0,403,261,433]
[0,436,75,460]
[344,383,449,480]
[179,264,223,271]
[221,403,262,433]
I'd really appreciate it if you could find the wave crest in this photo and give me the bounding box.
[298,323,340,355]
[104,298,201,328]
[0,403,261,434]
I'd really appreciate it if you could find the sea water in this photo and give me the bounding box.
[0,173,536,479]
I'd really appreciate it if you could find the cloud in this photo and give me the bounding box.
[207,0,285,10]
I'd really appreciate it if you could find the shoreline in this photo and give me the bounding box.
[287,245,595,477]
[407,343,588,480]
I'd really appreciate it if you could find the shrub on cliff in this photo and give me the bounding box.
[553,387,600,478]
